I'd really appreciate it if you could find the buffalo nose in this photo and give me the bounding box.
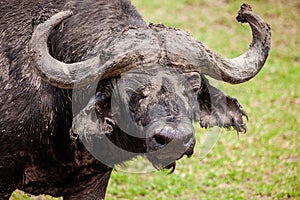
[151,125,194,149]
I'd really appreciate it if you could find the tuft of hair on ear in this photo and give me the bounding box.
[197,76,248,133]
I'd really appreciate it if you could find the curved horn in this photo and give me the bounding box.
[196,3,271,84]
[29,11,91,88]
[30,11,97,89]
[30,4,271,88]
[151,4,271,84]
[29,11,145,89]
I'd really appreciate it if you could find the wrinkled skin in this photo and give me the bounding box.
[0,0,270,199]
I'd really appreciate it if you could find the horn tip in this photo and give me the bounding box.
[236,3,253,23]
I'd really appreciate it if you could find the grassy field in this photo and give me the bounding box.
[11,0,299,199]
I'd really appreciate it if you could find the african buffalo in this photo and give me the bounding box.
[0,0,270,199]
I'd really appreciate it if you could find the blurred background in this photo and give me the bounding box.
[11,0,299,199]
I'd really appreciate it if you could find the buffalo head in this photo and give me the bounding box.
[29,4,271,171]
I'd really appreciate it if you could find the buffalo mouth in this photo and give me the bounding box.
[146,136,196,173]
[165,144,195,173]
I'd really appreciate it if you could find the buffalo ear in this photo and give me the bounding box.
[197,76,248,133]
[70,93,115,150]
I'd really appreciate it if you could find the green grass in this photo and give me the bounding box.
[11,0,300,199]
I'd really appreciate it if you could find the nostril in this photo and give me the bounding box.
[153,134,167,146]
